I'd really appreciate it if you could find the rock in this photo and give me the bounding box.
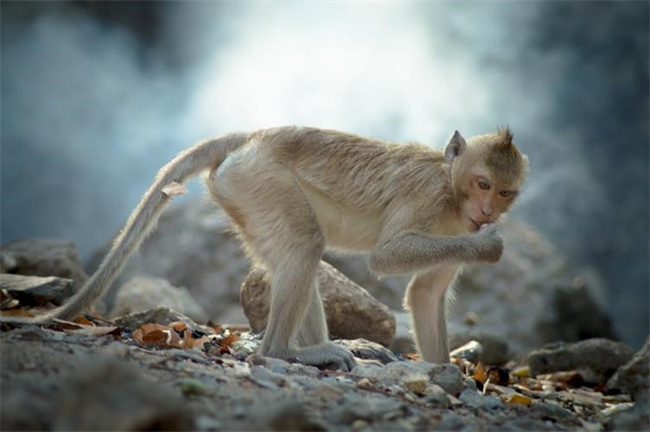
[1,239,88,286]
[240,262,396,347]
[110,276,209,324]
[359,361,463,396]
[528,338,635,383]
[337,338,398,364]
[606,338,650,400]
[88,201,250,322]
[450,340,483,364]
[389,311,416,355]
[605,399,650,432]
[449,331,511,365]
[53,359,193,431]
[0,274,75,306]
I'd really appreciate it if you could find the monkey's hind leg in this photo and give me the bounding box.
[210,161,354,370]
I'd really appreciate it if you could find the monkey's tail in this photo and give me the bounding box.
[0,132,250,325]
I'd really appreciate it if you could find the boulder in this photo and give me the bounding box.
[606,338,650,400]
[1,239,87,286]
[0,274,75,306]
[109,276,209,324]
[528,338,635,384]
[240,262,396,347]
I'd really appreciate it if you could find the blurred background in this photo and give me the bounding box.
[1,1,648,347]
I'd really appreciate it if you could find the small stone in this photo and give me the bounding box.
[450,340,483,364]
[356,378,373,389]
[402,374,428,395]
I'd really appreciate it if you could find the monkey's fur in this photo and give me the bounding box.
[1,126,527,370]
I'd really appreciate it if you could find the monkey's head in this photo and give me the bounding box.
[445,127,528,232]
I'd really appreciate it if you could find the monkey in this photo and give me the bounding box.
[0,126,527,370]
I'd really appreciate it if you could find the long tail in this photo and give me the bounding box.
[1,132,250,324]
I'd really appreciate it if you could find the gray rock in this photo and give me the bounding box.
[1,238,88,286]
[528,402,580,426]
[240,262,396,347]
[449,331,511,365]
[450,340,483,364]
[0,273,75,306]
[359,361,463,396]
[606,338,650,400]
[528,338,635,383]
[338,338,398,364]
[605,398,650,432]
[110,276,209,324]
[459,388,504,410]
[389,310,416,355]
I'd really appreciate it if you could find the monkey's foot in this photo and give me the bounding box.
[293,342,356,371]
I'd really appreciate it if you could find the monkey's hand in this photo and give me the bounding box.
[292,342,356,371]
[475,224,504,262]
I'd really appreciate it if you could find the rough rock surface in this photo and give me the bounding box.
[528,338,635,383]
[0,315,640,431]
[1,238,88,286]
[240,262,396,347]
[0,274,75,306]
[110,276,209,324]
[606,338,650,400]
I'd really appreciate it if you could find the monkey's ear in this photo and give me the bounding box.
[444,130,467,163]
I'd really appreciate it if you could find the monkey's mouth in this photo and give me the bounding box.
[469,218,482,231]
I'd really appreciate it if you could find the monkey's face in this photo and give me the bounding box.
[458,170,520,231]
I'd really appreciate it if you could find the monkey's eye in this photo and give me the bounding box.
[478,180,491,190]
[499,190,515,198]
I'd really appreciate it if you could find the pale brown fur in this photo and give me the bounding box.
[1,126,527,369]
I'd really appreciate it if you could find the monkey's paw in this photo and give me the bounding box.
[293,342,357,371]
[476,224,504,262]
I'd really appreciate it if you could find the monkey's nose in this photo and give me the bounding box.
[482,207,493,216]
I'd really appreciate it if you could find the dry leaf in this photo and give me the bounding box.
[0,309,34,317]
[221,333,240,349]
[73,316,95,326]
[504,393,533,406]
[171,321,188,332]
[474,362,486,383]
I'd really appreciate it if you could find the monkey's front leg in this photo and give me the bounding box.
[369,224,503,275]
[404,265,458,363]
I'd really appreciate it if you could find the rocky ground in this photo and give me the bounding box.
[1,199,648,431]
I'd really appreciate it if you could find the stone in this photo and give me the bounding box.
[450,331,511,365]
[606,338,650,401]
[528,338,635,383]
[54,359,191,430]
[337,338,398,364]
[240,262,396,347]
[359,361,463,396]
[110,276,209,324]
[1,238,88,286]
[450,340,483,364]
[0,274,75,306]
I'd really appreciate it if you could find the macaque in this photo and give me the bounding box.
[1,126,527,370]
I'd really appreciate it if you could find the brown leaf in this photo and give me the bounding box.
[221,333,240,349]
[73,316,95,326]
[486,366,510,386]
[474,362,487,384]
[170,321,188,332]
[0,309,34,317]
[504,393,533,406]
